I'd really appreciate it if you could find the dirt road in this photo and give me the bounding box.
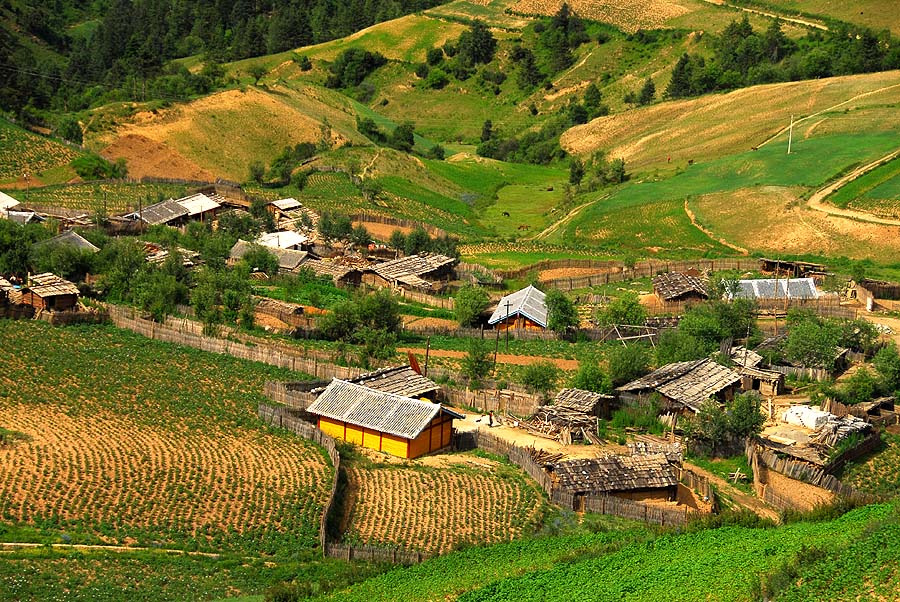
[399,347,580,370]
[699,0,827,31]
[807,149,900,226]
[683,462,780,522]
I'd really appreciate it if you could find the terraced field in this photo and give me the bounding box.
[19,182,188,215]
[344,459,544,555]
[0,119,83,185]
[0,321,328,555]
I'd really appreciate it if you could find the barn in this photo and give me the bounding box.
[617,358,742,414]
[307,379,464,459]
[21,273,80,311]
[488,285,547,331]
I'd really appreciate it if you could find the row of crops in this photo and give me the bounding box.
[18,182,189,215]
[0,119,82,183]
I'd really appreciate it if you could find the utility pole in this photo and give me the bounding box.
[787,115,794,154]
[504,299,512,352]
[424,336,430,377]
[773,259,780,336]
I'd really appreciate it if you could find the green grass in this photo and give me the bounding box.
[842,432,900,498]
[729,0,900,34]
[829,155,900,209]
[686,455,755,494]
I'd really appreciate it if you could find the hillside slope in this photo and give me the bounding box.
[561,70,900,172]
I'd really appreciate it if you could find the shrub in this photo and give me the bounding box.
[608,344,651,387]
[545,290,579,335]
[462,339,493,384]
[454,284,490,327]
[570,361,611,393]
[521,361,560,396]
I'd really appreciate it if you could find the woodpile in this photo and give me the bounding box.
[523,404,601,445]
[526,446,565,467]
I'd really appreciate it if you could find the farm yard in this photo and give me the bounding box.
[342,456,545,555]
[0,320,330,555]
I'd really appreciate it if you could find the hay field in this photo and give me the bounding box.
[91,85,371,181]
[0,321,329,555]
[561,70,900,173]
[744,0,900,35]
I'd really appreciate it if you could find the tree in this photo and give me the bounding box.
[427,144,446,160]
[480,119,493,142]
[569,158,585,185]
[873,344,900,394]
[521,361,560,397]
[570,360,611,393]
[426,47,444,66]
[456,20,496,67]
[29,241,95,282]
[454,284,490,327]
[462,339,493,384]
[350,224,372,248]
[608,344,651,387]
[682,398,730,453]
[784,313,841,368]
[840,367,878,404]
[404,227,431,255]
[247,63,267,84]
[583,83,602,111]
[666,53,694,98]
[240,243,279,276]
[248,160,265,183]
[546,289,579,335]
[637,77,655,105]
[727,391,764,438]
[390,122,416,153]
[55,117,82,145]
[388,229,406,253]
[597,293,646,326]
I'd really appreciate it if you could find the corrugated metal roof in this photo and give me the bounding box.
[488,285,548,327]
[175,193,220,216]
[257,230,308,249]
[731,278,818,300]
[306,379,462,439]
[271,198,301,211]
[34,230,100,253]
[127,199,189,225]
[0,191,20,210]
[230,240,308,271]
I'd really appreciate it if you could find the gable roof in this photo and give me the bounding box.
[230,240,308,271]
[372,253,457,287]
[488,285,548,327]
[553,454,677,494]
[175,193,220,216]
[617,358,742,412]
[554,388,614,413]
[306,379,463,439]
[730,278,818,300]
[127,198,189,225]
[1,210,42,224]
[652,272,709,301]
[0,191,20,211]
[312,365,440,398]
[729,345,763,368]
[25,273,80,298]
[257,230,308,249]
[34,230,100,253]
[303,258,360,281]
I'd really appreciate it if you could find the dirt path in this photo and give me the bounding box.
[758,83,900,149]
[807,149,900,226]
[532,198,596,240]
[684,199,750,254]
[399,347,579,370]
[699,0,827,31]
[683,462,780,522]
[360,148,382,179]
[0,542,244,559]
[552,50,595,87]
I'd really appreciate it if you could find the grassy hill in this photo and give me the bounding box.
[731,0,900,35]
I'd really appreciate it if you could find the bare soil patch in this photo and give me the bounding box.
[403,316,459,330]
[353,220,413,241]
[539,267,609,280]
[511,0,692,32]
[398,347,579,370]
[101,134,215,181]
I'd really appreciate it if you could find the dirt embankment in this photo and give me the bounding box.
[101,134,215,181]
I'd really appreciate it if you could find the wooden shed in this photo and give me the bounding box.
[617,358,742,414]
[739,366,785,397]
[551,454,678,504]
[652,272,709,304]
[306,379,464,459]
[21,272,80,311]
[364,253,457,290]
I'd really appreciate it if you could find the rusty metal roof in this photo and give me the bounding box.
[307,379,462,439]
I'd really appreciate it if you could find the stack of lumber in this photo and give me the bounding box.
[526,446,565,467]
[810,415,871,448]
[524,404,600,445]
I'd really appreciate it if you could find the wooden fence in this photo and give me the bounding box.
[441,386,545,418]
[348,212,448,238]
[394,287,455,310]
[258,403,340,552]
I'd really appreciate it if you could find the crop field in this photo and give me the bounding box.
[561,70,900,173]
[425,0,534,29]
[0,119,82,185]
[0,321,329,555]
[321,503,898,601]
[827,156,900,218]
[344,459,544,555]
[842,433,900,498]
[19,181,189,215]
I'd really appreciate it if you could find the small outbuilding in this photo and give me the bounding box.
[229,240,309,274]
[365,253,457,290]
[739,365,785,397]
[33,230,100,254]
[21,272,80,311]
[728,278,819,301]
[307,379,464,459]
[551,454,679,503]
[256,230,310,251]
[488,285,547,331]
[0,191,21,212]
[652,272,709,304]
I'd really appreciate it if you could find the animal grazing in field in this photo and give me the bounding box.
[517,224,529,230]
[502,211,510,217]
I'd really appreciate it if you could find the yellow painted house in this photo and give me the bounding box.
[306,379,465,459]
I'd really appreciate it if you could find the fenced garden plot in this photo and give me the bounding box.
[0,320,331,555]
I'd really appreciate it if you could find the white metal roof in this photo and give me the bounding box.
[488,285,548,327]
[175,193,220,216]
[0,191,20,211]
[270,197,301,211]
[256,230,308,249]
[729,278,819,300]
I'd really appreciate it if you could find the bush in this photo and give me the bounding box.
[839,367,878,404]
[454,284,490,327]
[462,338,493,384]
[521,361,560,396]
[55,116,82,145]
[596,293,645,326]
[545,289,579,335]
[240,243,279,276]
[608,344,651,387]
[873,344,900,394]
[570,361,611,393]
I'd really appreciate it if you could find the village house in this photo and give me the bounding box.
[266,197,302,221]
[256,230,310,251]
[551,454,679,505]
[652,272,709,305]
[554,388,616,419]
[488,285,547,331]
[617,358,742,414]
[306,379,464,459]
[125,193,221,227]
[20,272,80,312]
[229,240,309,274]
[758,258,828,280]
[32,230,100,255]
[311,365,441,401]
[364,253,457,291]
[728,277,819,301]
[0,190,20,212]
[1,210,42,225]
[302,258,364,287]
